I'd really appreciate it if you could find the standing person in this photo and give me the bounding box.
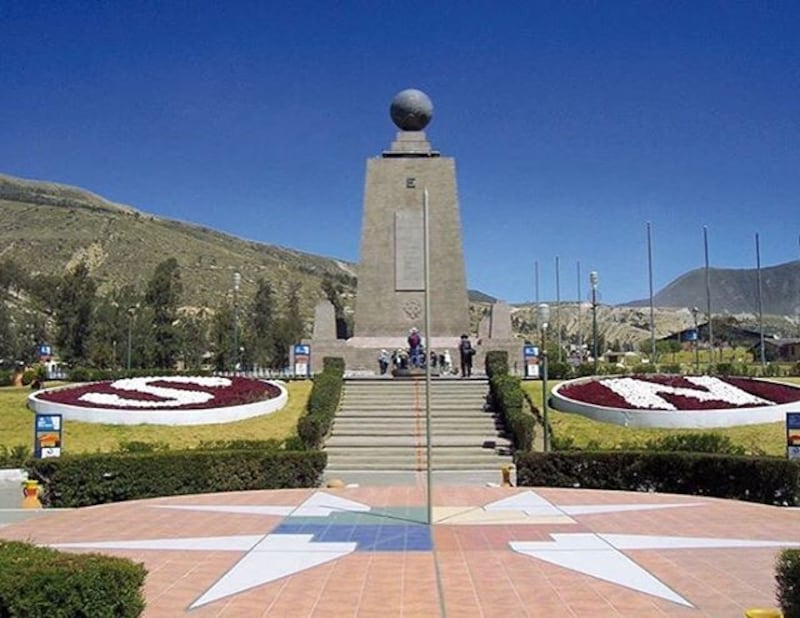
[378,349,390,375]
[443,349,452,374]
[408,328,422,367]
[459,334,474,378]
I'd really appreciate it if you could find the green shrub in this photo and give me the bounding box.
[660,363,682,374]
[515,451,800,506]
[297,357,344,449]
[26,449,327,508]
[117,441,171,453]
[632,363,657,374]
[574,363,596,377]
[195,439,283,451]
[0,444,30,468]
[777,549,800,618]
[485,350,508,378]
[764,363,784,377]
[0,370,13,386]
[546,360,571,380]
[644,432,746,455]
[487,356,534,451]
[0,540,146,617]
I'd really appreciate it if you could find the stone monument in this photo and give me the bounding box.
[308,89,517,373]
[352,88,470,338]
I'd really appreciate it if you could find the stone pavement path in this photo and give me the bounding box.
[1,483,797,616]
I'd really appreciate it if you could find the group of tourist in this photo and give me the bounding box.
[377,330,475,377]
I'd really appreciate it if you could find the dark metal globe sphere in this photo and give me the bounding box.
[390,89,433,131]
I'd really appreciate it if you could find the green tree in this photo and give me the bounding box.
[86,296,121,369]
[144,258,183,369]
[54,262,96,364]
[321,273,349,338]
[0,298,14,363]
[179,309,209,370]
[209,300,234,371]
[271,281,305,369]
[248,278,275,368]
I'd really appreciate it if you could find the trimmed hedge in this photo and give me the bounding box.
[515,451,800,506]
[485,350,535,451]
[26,449,327,508]
[777,549,800,618]
[297,357,344,449]
[0,540,146,617]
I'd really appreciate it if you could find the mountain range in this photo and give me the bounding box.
[2,173,798,343]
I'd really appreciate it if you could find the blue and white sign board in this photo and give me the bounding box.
[523,345,540,379]
[686,330,698,342]
[34,414,62,458]
[786,412,800,460]
[293,344,311,377]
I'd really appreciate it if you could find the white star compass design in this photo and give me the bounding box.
[52,490,800,610]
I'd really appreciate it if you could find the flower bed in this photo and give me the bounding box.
[28,376,288,426]
[551,375,800,428]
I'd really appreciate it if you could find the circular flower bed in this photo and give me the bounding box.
[28,376,288,426]
[550,374,800,428]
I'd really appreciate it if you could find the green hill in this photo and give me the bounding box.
[0,173,356,314]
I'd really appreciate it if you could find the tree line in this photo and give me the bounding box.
[0,256,314,372]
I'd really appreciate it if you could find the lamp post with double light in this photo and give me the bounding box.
[233,272,241,373]
[537,302,551,452]
[126,306,136,371]
[589,271,599,374]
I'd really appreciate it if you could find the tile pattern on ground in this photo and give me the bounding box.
[0,486,798,616]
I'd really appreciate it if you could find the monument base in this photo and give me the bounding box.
[306,337,525,377]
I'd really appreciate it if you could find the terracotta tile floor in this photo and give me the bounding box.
[1,486,797,616]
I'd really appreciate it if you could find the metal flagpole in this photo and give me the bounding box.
[555,256,562,362]
[756,233,766,368]
[704,226,714,365]
[576,260,582,355]
[423,188,433,525]
[647,222,656,363]
[535,260,540,304]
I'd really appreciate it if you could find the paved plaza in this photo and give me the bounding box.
[1,480,798,616]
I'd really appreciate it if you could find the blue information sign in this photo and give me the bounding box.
[293,344,311,377]
[34,414,62,458]
[523,345,540,379]
[787,412,800,460]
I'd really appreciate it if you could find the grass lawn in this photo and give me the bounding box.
[0,380,312,455]
[521,377,800,457]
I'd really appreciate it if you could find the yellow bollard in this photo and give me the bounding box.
[501,465,514,487]
[21,479,42,509]
[744,609,783,618]
[326,478,345,489]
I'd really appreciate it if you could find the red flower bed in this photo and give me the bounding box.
[558,375,800,411]
[37,377,280,410]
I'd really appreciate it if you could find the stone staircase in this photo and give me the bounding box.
[323,377,513,472]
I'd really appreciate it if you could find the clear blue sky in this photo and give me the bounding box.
[3,1,798,306]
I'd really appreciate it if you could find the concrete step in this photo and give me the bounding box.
[324,435,510,448]
[333,409,491,418]
[331,419,504,430]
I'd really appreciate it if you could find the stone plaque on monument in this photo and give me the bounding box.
[394,210,424,291]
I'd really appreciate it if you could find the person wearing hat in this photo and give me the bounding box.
[459,334,474,377]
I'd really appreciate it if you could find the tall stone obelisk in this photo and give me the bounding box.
[352,89,470,338]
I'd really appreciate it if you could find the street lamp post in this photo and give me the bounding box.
[233,272,241,374]
[589,271,599,374]
[537,303,550,452]
[126,306,136,371]
[691,306,700,374]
